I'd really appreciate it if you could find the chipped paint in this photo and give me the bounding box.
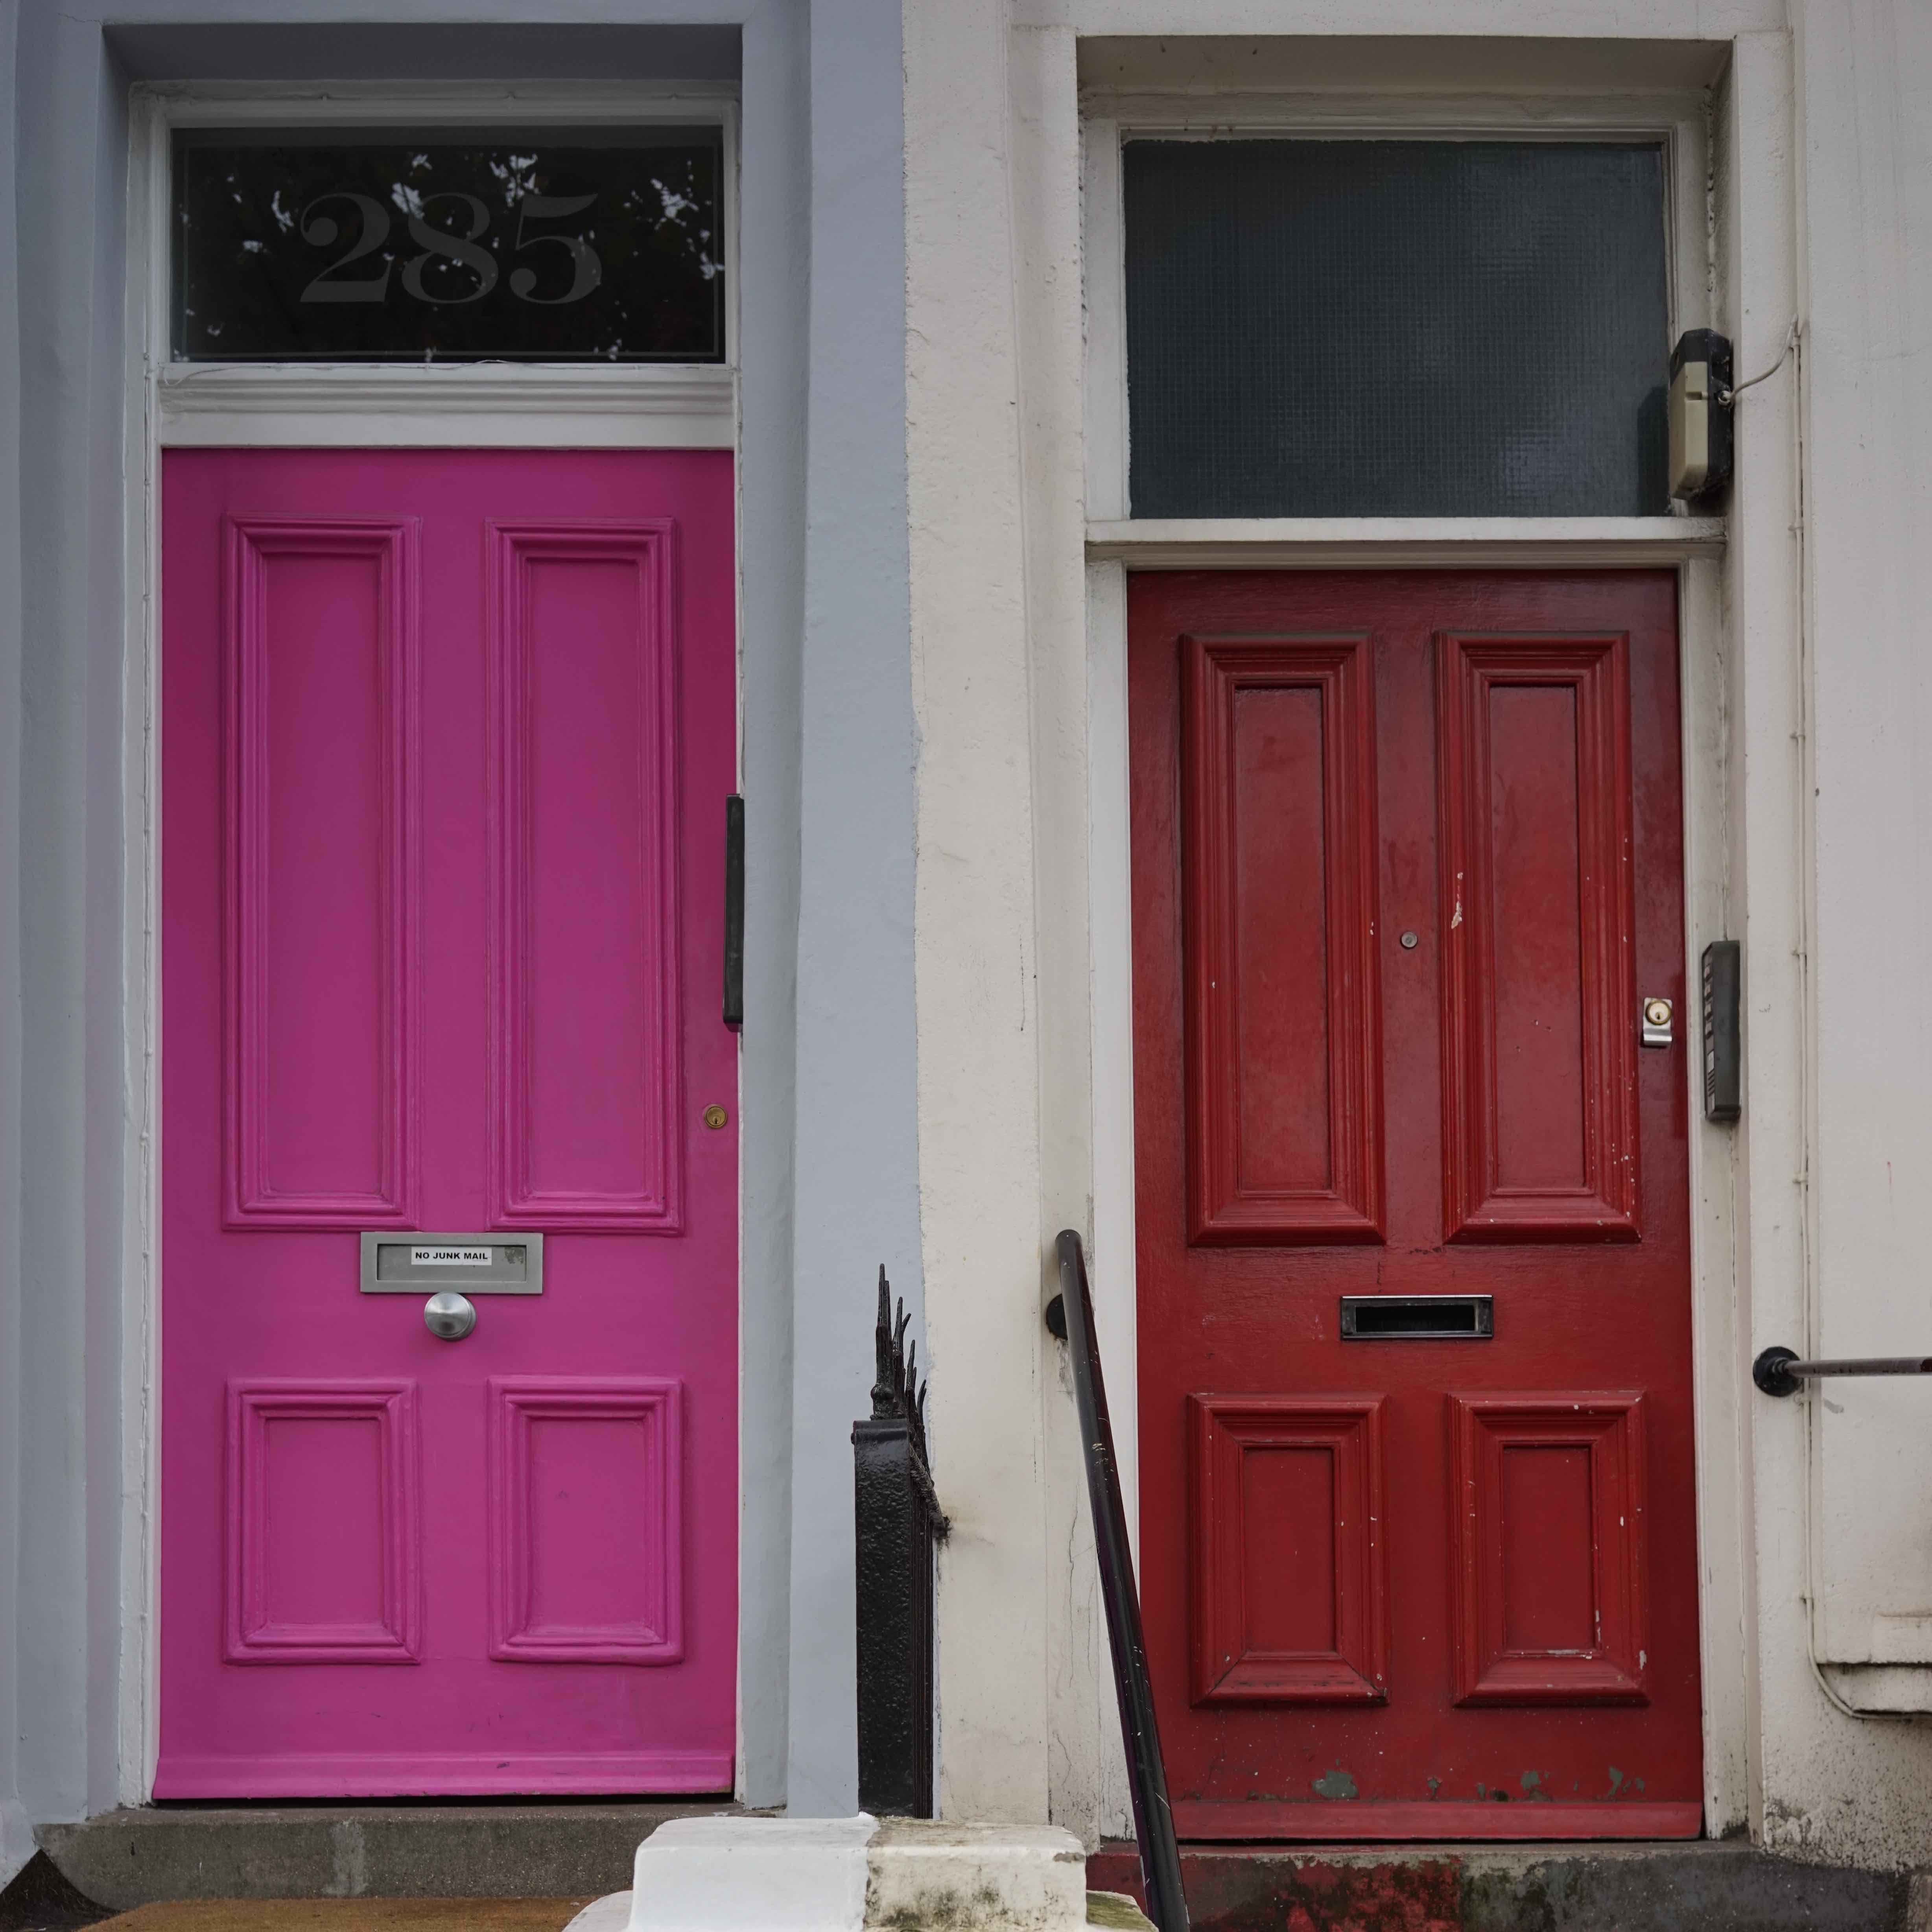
[1310,1766,1358,1802]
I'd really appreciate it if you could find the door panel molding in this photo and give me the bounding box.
[487,1377,686,1665]
[487,520,685,1232]
[1188,1393,1388,1705]
[224,1379,422,1665]
[1449,1392,1650,1708]
[1182,634,1384,1244]
[224,516,421,1228]
[1436,632,1641,1244]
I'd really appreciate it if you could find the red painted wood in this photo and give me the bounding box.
[1438,635,1640,1242]
[1168,1800,1703,1842]
[1189,1396,1387,1705]
[1184,636,1383,1242]
[1131,571,1698,1839]
[1449,1394,1648,1706]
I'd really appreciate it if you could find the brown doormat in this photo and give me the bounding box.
[98,1904,593,1932]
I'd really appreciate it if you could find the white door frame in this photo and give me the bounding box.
[1059,50,1790,1841]
[118,79,743,1803]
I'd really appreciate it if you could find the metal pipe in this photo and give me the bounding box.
[1048,1231,1191,1932]
[1754,1346,1932,1397]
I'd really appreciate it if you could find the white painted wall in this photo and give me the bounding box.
[903,0,1056,1825]
[1798,0,1932,1691]
[903,0,1932,1874]
[1761,0,1932,1851]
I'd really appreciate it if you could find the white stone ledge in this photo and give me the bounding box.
[154,361,737,449]
[1086,516,1726,569]
[564,1815,1089,1932]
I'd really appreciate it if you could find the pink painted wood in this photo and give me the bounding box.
[159,449,738,1798]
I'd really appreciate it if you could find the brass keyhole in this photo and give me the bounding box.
[702,1104,729,1130]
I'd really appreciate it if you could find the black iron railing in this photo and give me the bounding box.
[1047,1230,1190,1932]
[854,1267,948,1816]
[1755,1347,1932,1396]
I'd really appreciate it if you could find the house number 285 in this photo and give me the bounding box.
[300,192,603,306]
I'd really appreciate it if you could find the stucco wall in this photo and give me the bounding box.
[0,0,918,1863]
[1754,0,1932,1861]
[903,0,1056,1825]
[787,0,921,1820]
[903,0,1932,1875]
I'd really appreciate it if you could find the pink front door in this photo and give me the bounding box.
[159,448,738,1797]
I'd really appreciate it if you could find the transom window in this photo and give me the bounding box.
[1123,139,1670,518]
[172,125,726,363]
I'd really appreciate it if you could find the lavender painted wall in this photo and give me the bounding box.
[0,0,914,1858]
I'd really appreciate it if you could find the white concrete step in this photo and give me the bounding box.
[566,1816,1092,1932]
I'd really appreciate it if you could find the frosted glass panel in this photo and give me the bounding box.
[1124,140,1669,517]
[175,126,724,362]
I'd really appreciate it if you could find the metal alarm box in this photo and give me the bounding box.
[1670,328,1735,503]
[1701,940,1742,1123]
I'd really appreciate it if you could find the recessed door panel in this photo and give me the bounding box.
[224,519,419,1226]
[1188,1395,1388,1705]
[162,449,737,1797]
[1132,571,1699,1841]
[1183,637,1383,1243]
[489,524,684,1229]
[1449,1392,1649,1707]
[1437,635,1640,1242]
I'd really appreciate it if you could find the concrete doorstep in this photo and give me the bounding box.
[33,1806,733,1912]
[1087,1837,1922,1932]
[17,1813,1932,1931]
[569,1815,1099,1932]
[5,1817,1141,1932]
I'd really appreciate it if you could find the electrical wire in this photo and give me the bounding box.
[1720,319,1801,404]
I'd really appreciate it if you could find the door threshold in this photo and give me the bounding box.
[1170,1799,1701,1842]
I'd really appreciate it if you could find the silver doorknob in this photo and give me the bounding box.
[423,1290,477,1341]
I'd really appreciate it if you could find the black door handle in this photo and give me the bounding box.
[723,795,744,1031]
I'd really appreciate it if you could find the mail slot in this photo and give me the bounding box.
[1340,1294,1492,1340]
[359,1232,544,1295]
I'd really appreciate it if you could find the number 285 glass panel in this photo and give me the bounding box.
[173,127,726,362]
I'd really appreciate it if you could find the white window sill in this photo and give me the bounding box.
[154,360,737,448]
[1086,517,1725,568]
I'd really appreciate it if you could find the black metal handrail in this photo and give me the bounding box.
[1047,1230,1189,1932]
[1754,1346,1932,1397]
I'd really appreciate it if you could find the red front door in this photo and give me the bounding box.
[1130,570,1702,1840]
[159,448,738,1797]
